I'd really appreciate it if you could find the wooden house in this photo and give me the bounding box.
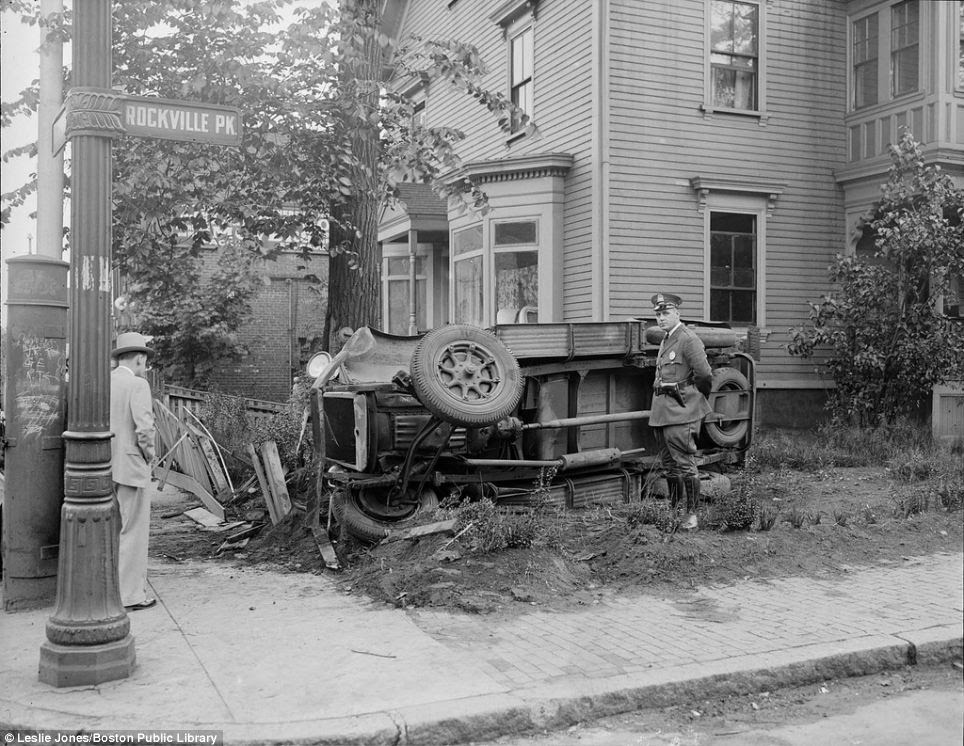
[377,0,964,428]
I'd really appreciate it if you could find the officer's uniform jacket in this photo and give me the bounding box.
[649,324,713,427]
[110,365,156,487]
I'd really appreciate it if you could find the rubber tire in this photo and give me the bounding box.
[410,325,524,428]
[704,367,751,447]
[332,486,440,544]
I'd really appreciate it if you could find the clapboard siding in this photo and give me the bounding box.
[606,0,847,381]
[396,0,860,386]
[397,0,595,321]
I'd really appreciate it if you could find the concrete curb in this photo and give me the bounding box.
[4,631,960,745]
[390,630,963,746]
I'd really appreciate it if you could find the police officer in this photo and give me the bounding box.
[649,293,713,529]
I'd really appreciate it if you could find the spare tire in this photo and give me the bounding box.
[704,368,751,447]
[410,325,524,428]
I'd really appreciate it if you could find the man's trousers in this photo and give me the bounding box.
[114,482,151,606]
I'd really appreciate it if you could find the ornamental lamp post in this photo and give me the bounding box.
[38,0,135,686]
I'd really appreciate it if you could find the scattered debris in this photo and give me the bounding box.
[382,519,458,544]
[310,525,341,570]
[183,507,224,528]
[245,441,293,525]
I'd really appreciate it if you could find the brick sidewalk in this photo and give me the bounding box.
[410,552,964,691]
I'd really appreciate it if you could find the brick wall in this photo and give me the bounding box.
[201,251,328,402]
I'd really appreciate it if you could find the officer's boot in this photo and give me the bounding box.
[667,476,685,512]
[683,475,701,530]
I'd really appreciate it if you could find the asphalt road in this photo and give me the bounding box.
[469,665,964,746]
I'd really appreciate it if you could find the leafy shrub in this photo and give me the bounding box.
[445,499,563,553]
[787,133,964,427]
[715,488,756,531]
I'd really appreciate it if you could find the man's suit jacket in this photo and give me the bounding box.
[649,324,713,427]
[110,366,156,487]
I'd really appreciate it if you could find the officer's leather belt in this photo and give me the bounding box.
[655,382,691,395]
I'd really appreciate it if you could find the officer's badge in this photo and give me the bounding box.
[669,351,676,360]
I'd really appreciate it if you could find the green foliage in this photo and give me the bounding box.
[3,0,531,365]
[445,499,563,553]
[714,487,756,531]
[788,132,964,427]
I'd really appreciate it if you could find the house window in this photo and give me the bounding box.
[710,0,759,111]
[891,0,919,97]
[383,255,427,335]
[944,272,963,320]
[710,212,757,324]
[853,12,879,109]
[510,25,533,132]
[453,225,484,327]
[494,220,539,323]
[958,1,964,90]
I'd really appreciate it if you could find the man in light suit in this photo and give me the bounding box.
[110,332,158,610]
[649,293,714,530]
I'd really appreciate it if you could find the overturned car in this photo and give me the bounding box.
[308,320,754,542]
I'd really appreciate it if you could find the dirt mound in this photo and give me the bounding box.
[150,466,963,615]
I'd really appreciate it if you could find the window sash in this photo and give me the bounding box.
[453,255,484,327]
[890,0,919,97]
[710,0,759,111]
[510,26,533,131]
[709,214,757,325]
[853,13,879,109]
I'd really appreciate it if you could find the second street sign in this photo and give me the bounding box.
[122,95,241,146]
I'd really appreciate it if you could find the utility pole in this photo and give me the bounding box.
[1,0,68,612]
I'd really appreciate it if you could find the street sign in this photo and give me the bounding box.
[122,95,241,146]
[53,93,242,154]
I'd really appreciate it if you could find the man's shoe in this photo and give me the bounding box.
[125,598,157,611]
[683,513,698,531]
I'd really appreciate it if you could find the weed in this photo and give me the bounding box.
[786,505,808,529]
[892,490,930,519]
[715,488,756,532]
[833,510,850,527]
[443,499,564,553]
[811,511,824,525]
[756,504,778,531]
[861,504,878,524]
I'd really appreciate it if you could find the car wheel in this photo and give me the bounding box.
[332,485,440,543]
[704,368,751,447]
[409,325,524,428]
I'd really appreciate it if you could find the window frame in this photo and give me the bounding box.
[957,0,964,91]
[889,0,920,99]
[709,211,758,326]
[852,11,880,110]
[703,0,767,121]
[691,177,780,332]
[381,244,435,335]
[492,0,537,142]
[848,1,922,114]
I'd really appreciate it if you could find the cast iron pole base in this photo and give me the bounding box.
[39,636,135,687]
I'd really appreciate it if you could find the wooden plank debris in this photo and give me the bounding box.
[258,440,293,521]
[183,507,224,528]
[310,525,341,570]
[246,443,278,524]
[163,471,226,521]
[382,519,458,544]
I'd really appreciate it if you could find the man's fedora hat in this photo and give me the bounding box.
[651,292,682,311]
[111,331,153,358]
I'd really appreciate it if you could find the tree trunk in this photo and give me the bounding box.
[325,0,384,352]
